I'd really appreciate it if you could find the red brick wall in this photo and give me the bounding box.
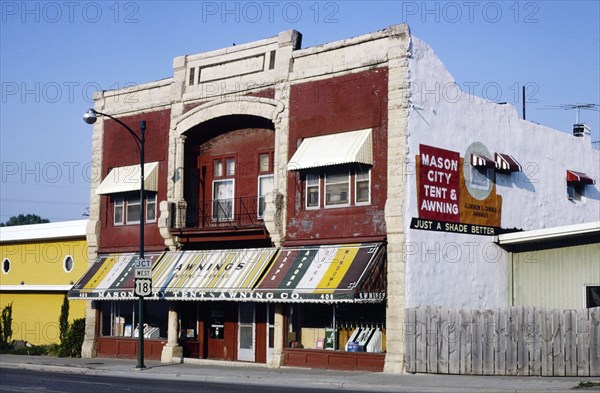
[286,68,389,243]
[98,109,170,253]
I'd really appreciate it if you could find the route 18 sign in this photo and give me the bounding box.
[134,278,152,297]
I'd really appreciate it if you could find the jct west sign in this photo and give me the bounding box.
[413,143,504,235]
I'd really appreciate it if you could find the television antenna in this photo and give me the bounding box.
[542,103,599,124]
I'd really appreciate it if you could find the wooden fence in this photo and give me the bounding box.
[404,306,600,376]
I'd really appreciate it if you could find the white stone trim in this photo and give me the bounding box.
[174,97,284,136]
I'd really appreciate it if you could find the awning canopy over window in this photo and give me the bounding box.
[567,170,595,185]
[255,243,386,303]
[288,129,373,170]
[70,245,386,303]
[495,153,522,173]
[152,248,277,300]
[96,162,159,195]
[470,153,495,168]
[68,253,164,300]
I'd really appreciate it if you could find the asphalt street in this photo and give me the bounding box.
[0,354,598,393]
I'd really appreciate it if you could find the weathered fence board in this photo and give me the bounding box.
[541,308,553,376]
[553,310,566,376]
[507,307,518,375]
[482,310,495,375]
[405,307,416,373]
[565,309,577,376]
[590,308,600,375]
[438,307,449,374]
[531,308,541,376]
[415,307,427,373]
[495,309,506,375]
[576,308,589,376]
[405,307,599,377]
[448,309,460,375]
[459,309,471,375]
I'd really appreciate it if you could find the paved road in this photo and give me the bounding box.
[0,368,391,393]
[0,354,597,393]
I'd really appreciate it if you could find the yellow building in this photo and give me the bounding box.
[0,220,88,345]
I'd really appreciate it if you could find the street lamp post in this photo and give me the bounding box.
[83,109,147,369]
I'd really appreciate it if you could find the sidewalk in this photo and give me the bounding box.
[0,354,598,392]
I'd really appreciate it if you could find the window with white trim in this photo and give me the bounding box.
[213,179,234,221]
[304,167,371,209]
[146,194,157,222]
[113,193,158,225]
[258,174,274,219]
[355,168,371,205]
[114,197,124,225]
[126,195,141,224]
[325,171,350,207]
[305,173,320,209]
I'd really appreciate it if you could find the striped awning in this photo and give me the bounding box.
[470,153,496,168]
[288,129,373,170]
[96,162,159,195]
[151,248,278,301]
[68,253,164,300]
[255,243,386,303]
[567,170,595,185]
[495,153,522,173]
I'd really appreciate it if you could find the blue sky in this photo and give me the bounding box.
[1,1,599,222]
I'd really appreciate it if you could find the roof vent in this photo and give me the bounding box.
[573,123,590,137]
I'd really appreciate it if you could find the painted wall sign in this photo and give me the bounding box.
[413,143,503,235]
[417,144,460,222]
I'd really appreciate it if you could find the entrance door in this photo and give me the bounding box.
[238,303,255,362]
[207,307,226,360]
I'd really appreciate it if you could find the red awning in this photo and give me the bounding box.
[495,153,522,173]
[471,153,495,168]
[566,170,595,185]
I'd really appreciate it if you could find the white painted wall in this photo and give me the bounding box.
[404,37,600,309]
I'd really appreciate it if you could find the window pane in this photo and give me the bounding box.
[226,158,235,176]
[213,180,234,220]
[146,195,157,222]
[325,172,349,206]
[306,174,320,208]
[114,197,124,225]
[307,186,319,207]
[306,173,319,185]
[258,175,274,218]
[259,153,270,172]
[214,160,223,177]
[356,169,370,204]
[126,196,141,223]
[357,181,370,203]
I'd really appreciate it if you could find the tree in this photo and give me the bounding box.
[59,295,69,346]
[0,214,50,227]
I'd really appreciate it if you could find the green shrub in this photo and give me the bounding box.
[58,318,85,357]
[0,302,13,350]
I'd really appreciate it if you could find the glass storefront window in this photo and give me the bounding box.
[100,300,168,339]
[286,303,386,353]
